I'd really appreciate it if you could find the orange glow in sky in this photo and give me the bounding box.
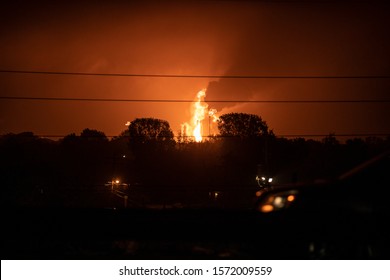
[0,1,389,139]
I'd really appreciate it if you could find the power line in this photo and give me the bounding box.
[1,96,389,103]
[1,133,388,139]
[277,134,389,138]
[1,70,389,79]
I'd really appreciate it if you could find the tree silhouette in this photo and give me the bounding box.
[57,129,111,205]
[217,113,269,138]
[0,132,57,207]
[215,113,272,186]
[128,118,175,149]
[127,118,175,186]
[80,128,108,143]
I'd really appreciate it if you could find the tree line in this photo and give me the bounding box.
[1,113,389,207]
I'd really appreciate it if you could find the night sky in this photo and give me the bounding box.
[1,0,389,138]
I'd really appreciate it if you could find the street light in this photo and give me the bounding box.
[111,179,120,191]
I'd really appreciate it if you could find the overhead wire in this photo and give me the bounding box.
[1,96,389,103]
[1,69,389,79]
[0,133,388,139]
[1,69,388,138]
[1,70,389,103]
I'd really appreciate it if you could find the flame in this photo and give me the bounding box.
[181,89,219,142]
[193,89,208,142]
[208,108,219,123]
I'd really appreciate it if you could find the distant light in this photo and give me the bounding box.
[268,178,273,183]
[260,205,274,213]
[258,191,298,213]
[287,195,295,202]
[261,177,266,181]
[115,180,120,184]
[256,190,263,197]
[125,121,130,126]
[122,155,126,158]
[309,242,315,253]
[273,196,284,207]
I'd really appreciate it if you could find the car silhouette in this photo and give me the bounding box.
[255,149,390,259]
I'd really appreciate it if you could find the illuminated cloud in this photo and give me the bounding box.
[0,1,388,137]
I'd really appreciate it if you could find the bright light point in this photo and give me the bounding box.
[261,177,266,181]
[122,155,126,158]
[287,195,295,202]
[268,178,273,183]
[125,121,130,126]
[274,196,283,207]
[115,180,120,184]
[260,205,274,213]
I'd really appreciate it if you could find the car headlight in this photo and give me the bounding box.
[258,190,298,213]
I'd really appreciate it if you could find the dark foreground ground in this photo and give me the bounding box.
[3,205,389,260]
